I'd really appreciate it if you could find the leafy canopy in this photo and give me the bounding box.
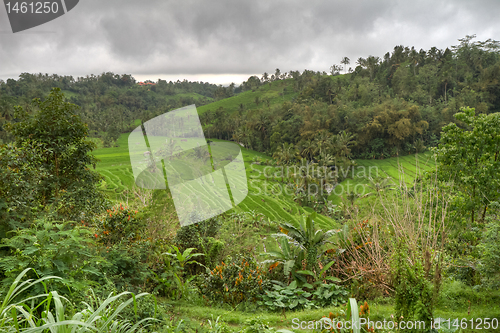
[3,87,107,221]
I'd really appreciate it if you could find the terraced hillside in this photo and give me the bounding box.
[94,134,334,228]
[94,133,436,229]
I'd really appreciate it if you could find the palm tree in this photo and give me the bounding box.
[232,130,243,145]
[341,57,350,74]
[364,177,395,196]
[252,113,270,149]
[336,131,356,159]
[366,56,380,81]
[275,68,281,81]
[410,47,419,76]
[273,142,295,166]
[356,57,367,68]
[261,72,269,83]
[314,131,332,156]
[297,140,316,161]
[291,158,317,195]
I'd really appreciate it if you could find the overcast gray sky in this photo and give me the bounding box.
[1,0,499,85]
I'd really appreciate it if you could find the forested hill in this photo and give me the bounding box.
[1,35,500,159]
[0,73,219,146]
[199,36,500,159]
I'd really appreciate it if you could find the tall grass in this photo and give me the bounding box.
[0,268,158,332]
[333,154,449,298]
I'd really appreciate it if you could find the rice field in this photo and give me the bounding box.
[94,133,436,228]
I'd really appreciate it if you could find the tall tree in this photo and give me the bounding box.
[4,88,107,221]
[341,57,350,74]
[434,107,500,224]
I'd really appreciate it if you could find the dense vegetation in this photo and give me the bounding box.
[0,72,219,147]
[199,35,500,160]
[0,36,500,332]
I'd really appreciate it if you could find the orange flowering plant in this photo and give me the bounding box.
[94,203,141,245]
[197,254,271,307]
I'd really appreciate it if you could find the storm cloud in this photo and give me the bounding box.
[1,0,499,84]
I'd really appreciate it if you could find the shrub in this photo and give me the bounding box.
[258,280,316,311]
[477,216,500,289]
[257,280,348,312]
[197,254,270,307]
[99,242,152,292]
[95,203,141,245]
[174,217,224,272]
[0,219,106,299]
[391,240,434,332]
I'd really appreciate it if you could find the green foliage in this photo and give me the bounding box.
[0,141,44,235]
[0,219,106,297]
[258,279,348,312]
[262,236,305,282]
[154,245,204,301]
[163,245,205,270]
[434,107,500,225]
[275,212,338,273]
[240,317,294,333]
[3,87,107,222]
[99,241,153,292]
[310,283,348,308]
[477,211,500,288]
[198,254,270,307]
[174,217,224,271]
[0,268,157,333]
[96,203,141,245]
[258,281,316,311]
[390,240,434,331]
[157,319,185,333]
[205,315,232,333]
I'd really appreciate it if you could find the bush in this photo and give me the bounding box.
[95,203,141,245]
[174,217,224,272]
[197,254,270,307]
[258,280,316,311]
[477,216,500,289]
[0,219,106,299]
[391,240,434,331]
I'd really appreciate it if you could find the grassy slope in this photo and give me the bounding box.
[330,152,437,205]
[197,79,298,115]
[94,134,334,228]
[94,137,497,333]
[94,131,437,230]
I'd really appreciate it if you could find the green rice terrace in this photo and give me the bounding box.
[94,133,437,227]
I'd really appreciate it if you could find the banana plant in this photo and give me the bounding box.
[163,245,205,270]
[276,212,339,272]
[261,236,305,283]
